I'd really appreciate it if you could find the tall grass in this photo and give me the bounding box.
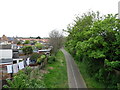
[43,50,69,88]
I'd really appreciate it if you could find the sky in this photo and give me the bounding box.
[0,0,120,38]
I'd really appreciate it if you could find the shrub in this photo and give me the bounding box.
[36,55,46,64]
[22,46,33,55]
[30,53,41,62]
[3,67,45,88]
[65,12,120,88]
[3,70,29,88]
[48,56,56,64]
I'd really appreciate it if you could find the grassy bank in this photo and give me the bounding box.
[43,50,69,88]
[65,47,105,88]
[75,60,105,88]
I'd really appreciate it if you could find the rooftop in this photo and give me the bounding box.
[0,59,13,64]
[0,44,11,49]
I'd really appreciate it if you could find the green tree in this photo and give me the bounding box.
[35,43,43,50]
[3,67,45,88]
[65,11,120,88]
[30,53,41,62]
[37,54,46,64]
[36,36,41,39]
[22,46,33,55]
[24,40,30,44]
[17,41,21,45]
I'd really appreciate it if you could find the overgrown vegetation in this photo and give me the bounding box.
[37,54,46,64]
[43,50,69,88]
[35,43,43,50]
[22,46,33,55]
[30,53,41,61]
[65,11,120,89]
[4,50,68,88]
[24,40,30,44]
[3,66,45,88]
[75,59,105,88]
[47,56,56,64]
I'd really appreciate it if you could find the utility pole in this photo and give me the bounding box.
[118,1,120,19]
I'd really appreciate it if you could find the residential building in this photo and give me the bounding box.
[0,44,13,64]
[0,35,9,45]
[0,44,22,64]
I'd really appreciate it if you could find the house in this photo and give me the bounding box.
[38,48,52,55]
[0,35,19,45]
[0,44,13,64]
[8,37,18,44]
[0,35,9,45]
[0,44,23,65]
[19,38,49,44]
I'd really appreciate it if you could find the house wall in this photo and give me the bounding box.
[0,49,12,59]
[13,58,23,64]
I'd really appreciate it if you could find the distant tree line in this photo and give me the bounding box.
[29,36,41,39]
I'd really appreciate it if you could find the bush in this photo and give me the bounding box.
[3,67,45,88]
[35,43,43,50]
[48,56,56,64]
[3,70,29,88]
[22,46,33,55]
[30,53,41,62]
[37,55,46,64]
[25,66,32,75]
[65,12,120,88]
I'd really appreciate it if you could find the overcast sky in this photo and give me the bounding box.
[0,0,120,38]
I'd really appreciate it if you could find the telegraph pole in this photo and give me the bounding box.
[118,1,120,19]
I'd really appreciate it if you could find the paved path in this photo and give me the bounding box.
[61,48,87,88]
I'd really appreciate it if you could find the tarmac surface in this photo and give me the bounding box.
[61,48,87,88]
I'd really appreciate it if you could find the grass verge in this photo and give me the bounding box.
[43,50,69,88]
[65,47,105,88]
[75,60,105,88]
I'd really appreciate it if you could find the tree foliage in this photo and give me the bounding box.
[24,40,30,44]
[65,11,120,88]
[17,41,21,45]
[36,36,41,39]
[37,54,46,64]
[22,46,33,55]
[49,30,63,54]
[30,53,41,61]
[3,67,45,88]
[35,43,43,50]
